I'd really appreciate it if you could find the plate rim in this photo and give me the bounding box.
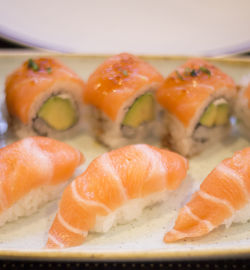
[1,246,250,261]
[0,50,250,63]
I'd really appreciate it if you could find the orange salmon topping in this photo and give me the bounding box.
[83,53,163,121]
[5,58,85,124]
[156,58,236,127]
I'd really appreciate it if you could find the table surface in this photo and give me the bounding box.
[0,36,250,269]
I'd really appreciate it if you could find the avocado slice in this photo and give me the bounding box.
[38,96,77,131]
[122,93,155,128]
[199,103,217,127]
[215,103,229,126]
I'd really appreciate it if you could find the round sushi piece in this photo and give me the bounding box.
[83,53,164,148]
[156,58,236,157]
[5,58,85,138]
[234,75,250,138]
[0,136,84,227]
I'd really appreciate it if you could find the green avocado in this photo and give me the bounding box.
[38,96,77,131]
[122,93,155,128]
[215,103,229,126]
[199,103,217,127]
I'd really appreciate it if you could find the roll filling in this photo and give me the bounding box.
[193,99,230,144]
[37,94,78,131]
[199,99,229,128]
[121,93,155,138]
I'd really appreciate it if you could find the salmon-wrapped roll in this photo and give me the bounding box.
[235,76,250,137]
[156,58,236,157]
[46,144,188,249]
[5,58,85,138]
[83,53,164,148]
[0,136,84,227]
[164,147,250,242]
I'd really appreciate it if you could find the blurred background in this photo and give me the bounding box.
[0,0,249,56]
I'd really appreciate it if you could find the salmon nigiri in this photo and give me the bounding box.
[5,58,85,138]
[0,136,84,227]
[83,53,164,148]
[46,144,188,249]
[156,58,236,157]
[164,147,250,243]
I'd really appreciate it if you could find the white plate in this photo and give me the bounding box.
[0,53,250,261]
[0,0,250,56]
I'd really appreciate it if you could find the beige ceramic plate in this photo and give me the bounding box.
[0,53,250,261]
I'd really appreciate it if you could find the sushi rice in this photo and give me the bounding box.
[0,183,67,227]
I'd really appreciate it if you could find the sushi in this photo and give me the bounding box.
[235,76,250,137]
[164,147,250,242]
[46,144,188,249]
[83,53,164,148]
[0,136,84,227]
[156,58,236,157]
[5,57,85,138]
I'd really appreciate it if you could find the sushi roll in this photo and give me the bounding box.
[0,136,84,227]
[83,53,164,148]
[235,76,250,137]
[46,144,188,248]
[164,147,250,242]
[156,58,236,157]
[5,58,85,138]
